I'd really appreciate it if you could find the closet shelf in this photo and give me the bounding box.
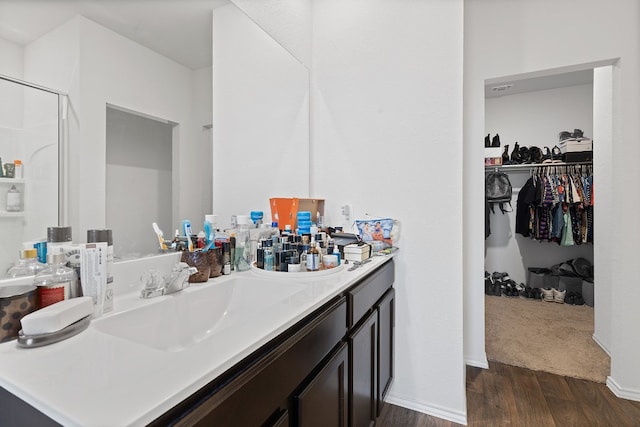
[485,161,592,172]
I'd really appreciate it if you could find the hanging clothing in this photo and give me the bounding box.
[515,164,594,245]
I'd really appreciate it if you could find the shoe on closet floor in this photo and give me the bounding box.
[565,291,585,305]
[553,288,566,303]
[484,271,493,295]
[541,288,555,302]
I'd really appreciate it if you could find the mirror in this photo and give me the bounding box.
[106,106,175,259]
[0,75,61,274]
[0,1,308,267]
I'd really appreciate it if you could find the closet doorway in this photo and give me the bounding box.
[483,63,614,383]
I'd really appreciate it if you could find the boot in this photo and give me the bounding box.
[510,142,522,163]
[491,133,501,147]
[485,134,491,147]
[502,145,510,164]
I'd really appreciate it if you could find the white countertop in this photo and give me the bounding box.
[0,255,393,427]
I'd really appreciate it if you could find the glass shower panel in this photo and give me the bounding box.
[0,77,59,274]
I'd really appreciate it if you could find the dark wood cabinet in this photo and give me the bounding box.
[377,288,395,416]
[152,259,395,427]
[349,309,377,427]
[293,343,349,427]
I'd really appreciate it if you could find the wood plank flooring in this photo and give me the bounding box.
[377,362,640,426]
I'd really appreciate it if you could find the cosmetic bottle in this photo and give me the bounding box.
[234,215,251,271]
[14,160,23,179]
[33,253,77,308]
[222,241,232,274]
[87,229,114,313]
[306,239,321,271]
[263,239,274,271]
[47,226,81,298]
[6,185,21,212]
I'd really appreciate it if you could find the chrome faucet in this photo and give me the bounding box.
[140,262,198,299]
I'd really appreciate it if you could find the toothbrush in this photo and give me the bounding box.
[152,223,168,251]
[184,221,194,252]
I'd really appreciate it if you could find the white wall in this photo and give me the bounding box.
[312,0,465,422]
[464,0,640,402]
[485,84,594,284]
[192,66,213,221]
[0,37,23,78]
[231,0,312,67]
[106,107,173,259]
[592,66,613,353]
[212,3,309,229]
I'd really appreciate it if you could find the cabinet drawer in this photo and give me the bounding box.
[347,260,394,328]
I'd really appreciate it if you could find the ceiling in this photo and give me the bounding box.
[0,0,229,70]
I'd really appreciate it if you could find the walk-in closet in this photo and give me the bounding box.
[483,65,612,383]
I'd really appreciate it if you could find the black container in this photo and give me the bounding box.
[256,248,265,269]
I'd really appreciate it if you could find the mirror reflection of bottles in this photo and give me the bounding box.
[6,185,22,212]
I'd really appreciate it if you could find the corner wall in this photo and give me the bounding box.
[312,0,466,422]
[464,0,640,401]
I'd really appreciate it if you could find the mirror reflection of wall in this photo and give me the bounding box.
[105,106,174,260]
[0,76,59,274]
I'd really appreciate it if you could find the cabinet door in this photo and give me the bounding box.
[268,409,289,427]
[293,343,348,427]
[349,310,377,427]
[377,288,394,416]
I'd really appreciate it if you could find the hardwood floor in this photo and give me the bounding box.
[377,362,640,426]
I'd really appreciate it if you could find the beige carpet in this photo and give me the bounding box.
[485,295,610,383]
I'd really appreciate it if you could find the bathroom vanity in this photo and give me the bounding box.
[0,255,395,427]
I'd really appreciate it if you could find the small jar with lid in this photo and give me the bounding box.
[33,253,78,308]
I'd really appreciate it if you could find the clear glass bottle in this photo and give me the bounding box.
[33,253,78,308]
[6,184,21,212]
[263,239,274,271]
[6,249,46,278]
[234,215,252,271]
[305,239,321,271]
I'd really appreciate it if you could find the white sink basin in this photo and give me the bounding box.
[93,277,308,352]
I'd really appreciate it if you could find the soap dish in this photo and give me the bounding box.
[16,315,91,349]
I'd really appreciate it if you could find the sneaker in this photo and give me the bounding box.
[572,128,584,139]
[541,146,553,163]
[541,288,555,302]
[551,145,563,163]
[553,288,566,304]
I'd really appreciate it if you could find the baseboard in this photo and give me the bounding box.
[385,392,467,425]
[592,333,612,357]
[465,354,489,369]
[607,376,640,402]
